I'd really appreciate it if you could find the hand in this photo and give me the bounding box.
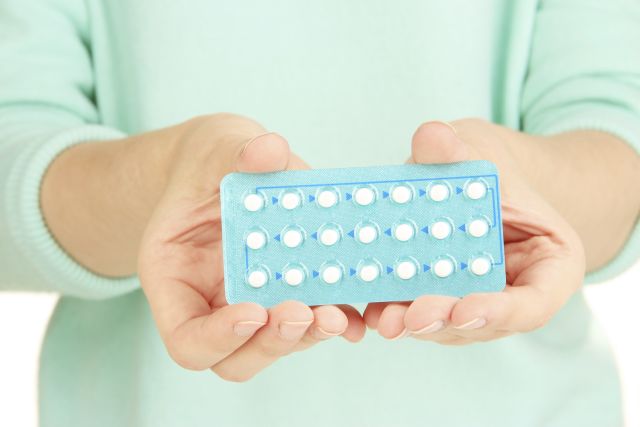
[364,119,585,344]
[138,114,365,381]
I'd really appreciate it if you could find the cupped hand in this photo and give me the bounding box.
[138,114,365,382]
[364,119,585,344]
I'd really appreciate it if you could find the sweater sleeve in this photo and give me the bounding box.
[521,0,640,283]
[0,0,139,298]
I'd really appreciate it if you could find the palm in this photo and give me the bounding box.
[144,192,229,312]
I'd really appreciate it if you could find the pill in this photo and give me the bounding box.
[465,181,487,200]
[393,222,415,242]
[396,260,417,280]
[358,263,380,282]
[357,224,378,244]
[247,268,268,288]
[354,187,376,206]
[428,183,450,202]
[468,218,490,238]
[470,257,492,276]
[321,265,343,284]
[243,193,265,212]
[246,230,267,250]
[317,190,338,208]
[433,258,455,278]
[281,191,302,210]
[319,227,341,246]
[391,185,412,204]
[430,220,452,240]
[284,267,305,286]
[282,227,304,248]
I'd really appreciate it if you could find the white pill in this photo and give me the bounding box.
[317,190,338,208]
[243,193,265,212]
[433,258,455,278]
[247,269,268,288]
[357,225,378,244]
[282,228,304,248]
[393,223,415,242]
[284,267,305,286]
[465,181,487,200]
[319,227,340,246]
[396,260,417,280]
[354,187,376,206]
[471,257,492,276]
[468,218,490,238]
[358,263,380,282]
[428,184,450,202]
[281,191,302,210]
[430,220,452,240]
[246,230,267,250]
[322,265,342,284]
[391,185,412,204]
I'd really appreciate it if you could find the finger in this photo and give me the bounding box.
[162,302,268,370]
[297,305,365,351]
[449,229,582,336]
[336,304,367,343]
[363,302,388,330]
[403,295,458,336]
[449,280,570,335]
[211,300,313,382]
[235,132,292,173]
[410,121,469,164]
[376,302,411,340]
[296,305,349,351]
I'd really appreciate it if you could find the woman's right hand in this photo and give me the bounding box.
[136,114,366,382]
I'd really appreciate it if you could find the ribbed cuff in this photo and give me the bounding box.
[5,125,140,299]
[527,107,640,284]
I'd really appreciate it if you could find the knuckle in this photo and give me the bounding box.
[518,312,551,333]
[190,113,264,135]
[211,366,254,383]
[531,312,553,331]
[442,337,474,346]
[166,344,201,371]
[255,339,288,358]
[453,117,489,131]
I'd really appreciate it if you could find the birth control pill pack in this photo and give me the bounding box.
[220,161,506,307]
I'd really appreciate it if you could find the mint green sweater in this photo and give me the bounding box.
[1,1,639,426]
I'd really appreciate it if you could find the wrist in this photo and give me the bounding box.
[114,125,181,221]
[40,126,178,277]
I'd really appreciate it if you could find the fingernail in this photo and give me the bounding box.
[454,318,486,330]
[389,328,409,341]
[239,132,275,157]
[233,321,266,337]
[312,326,343,340]
[409,320,444,336]
[433,120,458,135]
[279,320,313,341]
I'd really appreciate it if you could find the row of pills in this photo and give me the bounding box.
[243,180,488,212]
[245,217,491,250]
[245,254,494,288]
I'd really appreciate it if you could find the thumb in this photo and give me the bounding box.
[235,132,291,173]
[411,121,469,164]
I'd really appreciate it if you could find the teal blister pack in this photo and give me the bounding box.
[220,161,506,307]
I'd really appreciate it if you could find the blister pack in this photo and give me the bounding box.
[220,161,505,307]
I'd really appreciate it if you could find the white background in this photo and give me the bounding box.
[0,262,638,427]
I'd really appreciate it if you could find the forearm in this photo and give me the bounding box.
[40,128,175,277]
[39,115,269,278]
[513,130,640,271]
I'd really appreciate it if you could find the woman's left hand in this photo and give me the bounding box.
[364,119,586,344]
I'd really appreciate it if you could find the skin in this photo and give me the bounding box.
[41,114,640,378]
[366,120,640,342]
